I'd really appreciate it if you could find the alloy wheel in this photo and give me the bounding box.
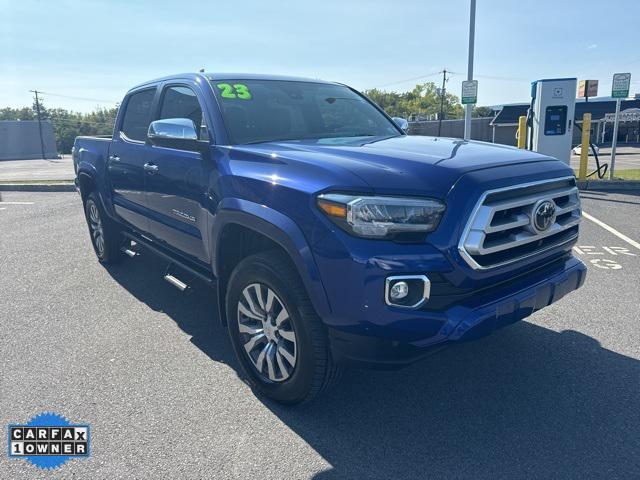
[237,283,297,382]
[87,201,105,257]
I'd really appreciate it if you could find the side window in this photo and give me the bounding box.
[159,86,209,141]
[120,89,155,142]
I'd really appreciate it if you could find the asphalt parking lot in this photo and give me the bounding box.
[0,155,75,182]
[569,145,640,173]
[1,190,639,479]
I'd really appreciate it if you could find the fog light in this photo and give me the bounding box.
[385,275,431,309]
[389,281,409,300]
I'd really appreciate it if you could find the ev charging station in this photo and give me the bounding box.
[527,78,577,164]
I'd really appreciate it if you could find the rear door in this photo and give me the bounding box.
[144,84,210,264]
[108,87,156,232]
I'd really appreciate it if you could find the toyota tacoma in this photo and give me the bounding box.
[73,73,586,404]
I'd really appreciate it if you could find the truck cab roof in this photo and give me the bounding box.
[130,72,338,92]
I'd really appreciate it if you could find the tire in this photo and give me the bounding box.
[84,191,124,264]
[226,251,339,404]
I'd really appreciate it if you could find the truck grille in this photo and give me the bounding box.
[458,176,581,270]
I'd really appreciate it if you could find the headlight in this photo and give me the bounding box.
[317,193,446,239]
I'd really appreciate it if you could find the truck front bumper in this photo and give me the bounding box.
[327,255,587,368]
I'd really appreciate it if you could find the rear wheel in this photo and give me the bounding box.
[226,251,339,404]
[84,192,123,264]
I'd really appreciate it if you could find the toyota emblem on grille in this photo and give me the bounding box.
[532,199,556,232]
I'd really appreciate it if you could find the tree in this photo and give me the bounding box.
[0,107,35,121]
[363,82,464,120]
[472,106,495,118]
[0,100,118,154]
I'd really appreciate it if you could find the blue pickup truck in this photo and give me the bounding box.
[73,73,586,404]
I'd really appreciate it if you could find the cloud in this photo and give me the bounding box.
[587,43,598,49]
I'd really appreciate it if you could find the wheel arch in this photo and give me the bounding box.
[77,171,97,202]
[212,198,331,325]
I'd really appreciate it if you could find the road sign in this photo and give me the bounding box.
[609,74,633,179]
[461,80,478,105]
[578,80,598,98]
[612,73,631,98]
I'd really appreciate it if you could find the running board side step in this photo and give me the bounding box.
[163,262,191,292]
[121,239,139,258]
[164,274,188,292]
[121,231,216,288]
[121,247,138,258]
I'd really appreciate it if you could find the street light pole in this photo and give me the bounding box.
[463,0,476,141]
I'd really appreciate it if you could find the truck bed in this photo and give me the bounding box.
[73,136,112,179]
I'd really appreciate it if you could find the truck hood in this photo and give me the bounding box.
[233,135,558,198]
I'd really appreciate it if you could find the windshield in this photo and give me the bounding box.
[209,79,400,145]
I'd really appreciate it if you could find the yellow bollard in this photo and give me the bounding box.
[517,116,526,149]
[578,113,591,180]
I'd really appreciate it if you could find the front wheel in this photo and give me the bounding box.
[226,251,339,404]
[84,192,124,264]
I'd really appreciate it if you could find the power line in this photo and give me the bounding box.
[369,70,527,93]
[35,91,120,104]
[370,71,442,89]
[446,71,526,82]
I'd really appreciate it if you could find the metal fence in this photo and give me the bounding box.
[408,117,494,142]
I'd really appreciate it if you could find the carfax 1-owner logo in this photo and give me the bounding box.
[7,412,91,470]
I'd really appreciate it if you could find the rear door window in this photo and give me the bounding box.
[120,88,156,142]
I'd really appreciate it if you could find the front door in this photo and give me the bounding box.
[109,87,156,232]
[144,85,210,264]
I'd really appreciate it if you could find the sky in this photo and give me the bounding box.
[1,0,639,112]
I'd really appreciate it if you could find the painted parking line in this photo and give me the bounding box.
[573,245,637,270]
[582,211,640,252]
[0,202,35,205]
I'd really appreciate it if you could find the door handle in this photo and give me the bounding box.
[144,163,159,174]
[109,154,120,162]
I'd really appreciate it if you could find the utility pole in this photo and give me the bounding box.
[29,90,46,159]
[463,0,476,140]
[438,69,448,137]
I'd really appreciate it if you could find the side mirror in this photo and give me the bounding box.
[392,117,409,132]
[147,118,204,151]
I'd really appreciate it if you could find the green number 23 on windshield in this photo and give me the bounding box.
[216,83,252,100]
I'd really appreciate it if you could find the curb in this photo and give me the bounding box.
[0,183,76,192]
[577,180,640,192]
